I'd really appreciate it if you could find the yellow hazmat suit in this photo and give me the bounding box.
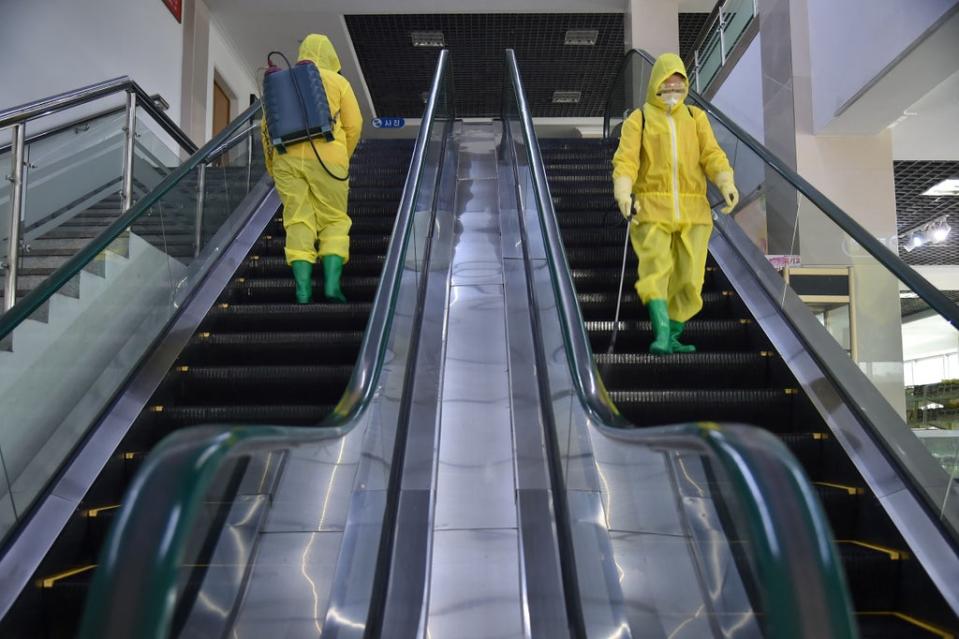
[261,34,362,266]
[611,53,735,350]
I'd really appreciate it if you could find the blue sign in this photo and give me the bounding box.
[372,117,405,129]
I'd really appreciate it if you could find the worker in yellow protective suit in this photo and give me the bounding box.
[611,52,738,354]
[260,34,362,303]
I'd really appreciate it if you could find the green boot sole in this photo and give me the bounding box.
[669,320,696,353]
[647,299,672,355]
[291,260,313,304]
[322,255,347,303]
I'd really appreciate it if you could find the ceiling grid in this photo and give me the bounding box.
[345,13,624,118]
[894,160,959,266]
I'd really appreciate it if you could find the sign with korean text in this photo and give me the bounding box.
[372,118,405,129]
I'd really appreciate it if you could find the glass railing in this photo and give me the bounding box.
[77,50,454,639]
[687,0,758,93]
[503,49,858,638]
[607,48,959,545]
[0,100,262,547]
[0,79,196,312]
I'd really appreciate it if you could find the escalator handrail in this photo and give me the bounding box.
[0,76,197,154]
[604,48,959,331]
[505,49,858,639]
[0,98,258,341]
[77,50,453,639]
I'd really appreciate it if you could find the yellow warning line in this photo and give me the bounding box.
[814,482,864,495]
[84,504,120,518]
[838,540,908,560]
[859,612,954,639]
[39,564,96,588]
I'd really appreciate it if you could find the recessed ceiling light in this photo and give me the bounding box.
[922,179,959,196]
[552,91,582,104]
[564,30,598,46]
[411,31,445,47]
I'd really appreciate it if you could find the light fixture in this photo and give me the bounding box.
[552,90,582,104]
[900,214,950,252]
[932,218,951,242]
[411,31,445,47]
[564,30,599,46]
[922,179,959,197]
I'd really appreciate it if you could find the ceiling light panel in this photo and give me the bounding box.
[411,31,445,47]
[564,29,598,45]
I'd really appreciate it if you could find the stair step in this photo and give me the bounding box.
[608,388,795,431]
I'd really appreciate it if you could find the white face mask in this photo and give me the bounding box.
[660,91,683,107]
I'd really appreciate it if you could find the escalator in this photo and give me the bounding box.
[0,137,413,638]
[539,122,957,635]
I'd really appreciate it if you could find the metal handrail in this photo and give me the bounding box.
[0,94,180,157]
[77,50,453,639]
[0,76,196,153]
[0,97,259,339]
[604,48,959,331]
[505,49,858,639]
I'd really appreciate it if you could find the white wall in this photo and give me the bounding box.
[0,0,184,129]
[806,0,957,133]
[710,33,764,144]
[205,17,261,141]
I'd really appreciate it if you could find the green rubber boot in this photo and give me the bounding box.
[322,255,347,303]
[647,299,672,355]
[669,320,696,353]
[291,260,313,304]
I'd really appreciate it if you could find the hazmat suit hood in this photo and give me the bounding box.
[298,34,341,73]
[646,52,688,113]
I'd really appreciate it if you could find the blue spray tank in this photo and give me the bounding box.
[262,51,348,181]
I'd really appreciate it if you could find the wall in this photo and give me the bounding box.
[805,0,957,133]
[710,33,764,144]
[0,0,183,128]
[205,17,261,141]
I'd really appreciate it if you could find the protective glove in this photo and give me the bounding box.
[716,172,739,214]
[613,176,638,220]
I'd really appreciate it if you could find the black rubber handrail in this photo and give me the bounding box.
[0,76,196,154]
[77,50,453,639]
[604,48,959,331]
[505,48,858,639]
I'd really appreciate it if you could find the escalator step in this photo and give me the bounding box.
[857,614,954,639]
[225,276,380,302]
[181,331,364,365]
[254,235,389,255]
[586,319,752,352]
[201,302,372,332]
[173,365,353,402]
[238,254,385,278]
[595,352,770,389]
[572,267,721,293]
[777,432,827,478]
[152,404,336,427]
[814,483,862,539]
[578,291,736,320]
[608,389,793,431]
[838,541,902,610]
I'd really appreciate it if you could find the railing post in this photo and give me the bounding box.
[120,90,137,212]
[718,1,728,65]
[194,162,206,258]
[246,124,253,192]
[4,124,28,312]
[694,50,702,92]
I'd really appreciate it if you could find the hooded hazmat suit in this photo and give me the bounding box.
[261,34,362,269]
[611,53,734,340]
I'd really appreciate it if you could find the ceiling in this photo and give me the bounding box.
[892,69,959,162]
[895,160,959,266]
[345,13,624,118]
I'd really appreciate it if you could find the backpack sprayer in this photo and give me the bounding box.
[263,51,348,181]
